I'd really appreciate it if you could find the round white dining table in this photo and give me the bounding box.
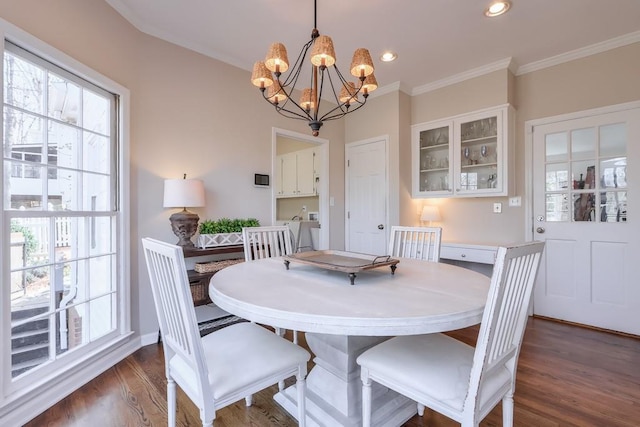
[210,255,490,427]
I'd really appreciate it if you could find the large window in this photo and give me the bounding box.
[3,41,123,386]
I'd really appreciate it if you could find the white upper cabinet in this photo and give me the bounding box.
[275,147,318,198]
[412,105,514,198]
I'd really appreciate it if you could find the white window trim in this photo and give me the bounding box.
[0,17,134,426]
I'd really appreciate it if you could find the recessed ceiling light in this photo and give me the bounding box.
[484,0,511,17]
[380,51,397,62]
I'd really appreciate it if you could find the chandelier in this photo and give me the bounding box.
[250,0,378,136]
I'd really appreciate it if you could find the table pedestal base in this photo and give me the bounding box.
[274,333,417,426]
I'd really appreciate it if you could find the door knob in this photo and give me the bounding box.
[378,224,384,230]
[536,227,545,234]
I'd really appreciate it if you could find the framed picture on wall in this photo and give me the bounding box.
[308,212,318,221]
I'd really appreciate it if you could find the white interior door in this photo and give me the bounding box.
[345,138,388,255]
[532,106,640,335]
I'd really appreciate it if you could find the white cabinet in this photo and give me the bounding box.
[275,147,318,198]
[412,105,514,198]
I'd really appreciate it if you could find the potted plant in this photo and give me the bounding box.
[197,217,260,248]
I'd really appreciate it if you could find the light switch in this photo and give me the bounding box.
[509,196,522,207]
[493,202,502,213]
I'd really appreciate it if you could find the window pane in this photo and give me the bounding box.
[599,191,627,223]
[571,162,596,190]
[89,255,114,298]
[573,193,596,222]
[10,218,51,266]
[83,89,110,136]
[83,131,110,174]
[11,314,51,378]
[84,173,112,211]
[50,167,80,211]
[546,193,569,222]
[545,163,569,191]
[571,128,596,161]
[60,304,89,351]
[600,157,627,189]
[89,295,115,341]
[48,73,80,125]
[3,108,44,148]
[49,121,81,169]
[545,132,567,162]
[3,52,45,114]
[90,217,114,256]
[600,123,626,157]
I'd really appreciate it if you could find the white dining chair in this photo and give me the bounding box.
[142,238,309,427]
[358,241,545,427]
[242,225,299,344]
[242,225,294,261]
[388,225,442,261]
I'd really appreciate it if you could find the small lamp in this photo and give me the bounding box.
[163,174,205,248]
[420,205,441,226]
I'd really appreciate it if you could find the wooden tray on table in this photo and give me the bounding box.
[283,250,400,285]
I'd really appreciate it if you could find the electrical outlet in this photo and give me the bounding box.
[302,205,307,212]
[509,196,522,207]
[493,202,502,213]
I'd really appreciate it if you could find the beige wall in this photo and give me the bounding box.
[1,1,638,338]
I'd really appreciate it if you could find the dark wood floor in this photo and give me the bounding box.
[25,317,640,427]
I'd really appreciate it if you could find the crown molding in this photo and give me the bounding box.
[411,58,516,96]
[516,31,640,76]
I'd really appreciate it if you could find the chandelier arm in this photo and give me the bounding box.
[260,85,311,121]
[274,73,314,120]
[274,106,313,121]
[280,39,314,88]
[322,97,368,121]
[316,70,351,121]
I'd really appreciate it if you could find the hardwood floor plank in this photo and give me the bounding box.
[23,317,640,426]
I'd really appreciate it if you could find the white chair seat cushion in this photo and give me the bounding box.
[170,322,309,400]
[357,333,511,414]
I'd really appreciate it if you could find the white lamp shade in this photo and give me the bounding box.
[420,205,441,222]
[163,179,205,208]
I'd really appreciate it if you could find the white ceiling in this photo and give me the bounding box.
[105,0,640,94]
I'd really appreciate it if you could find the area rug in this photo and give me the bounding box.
[198,315,247,337]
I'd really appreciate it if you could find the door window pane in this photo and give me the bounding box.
[546,163,569,191]
[600,157,627,189]
[546,193,570,222]
[600,123,626,157]
[573,192,596,222]
[570,128,596,160]
[545,132,567,162]
[600,191,627,222]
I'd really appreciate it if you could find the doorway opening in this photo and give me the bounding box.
[272,128,329,250]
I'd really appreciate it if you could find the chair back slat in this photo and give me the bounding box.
[388,226,442,261]
[243,226,294,261]
[142,238,211,400]
[465,241,544,412]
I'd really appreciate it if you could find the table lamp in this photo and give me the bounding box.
[163,174,205,248]
[420,205,441,226]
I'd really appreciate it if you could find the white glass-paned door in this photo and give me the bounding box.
[532,106,639,335]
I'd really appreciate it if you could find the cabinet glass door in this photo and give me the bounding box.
[418,125,451,193]
[459,115,498,191]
